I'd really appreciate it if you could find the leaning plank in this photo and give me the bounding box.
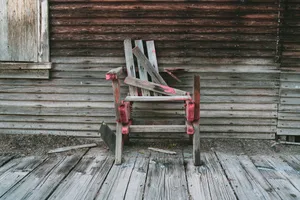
[124,39,138,96]
[48,148,114,200]
[124,152,150,200]
[184,151,237,200]
[148,147,177,155]
[99,122,116,153]
[132,46,167,85]
[216,152,280,200]
[146,40,160,96]
[1,151,86,200]
[124,77,187,96]
[251,155,300,200]
[48,143,97,154]
[95,152,137,200]
[0,156,14,168]
[124,96,191,102]
[135,40,150,96]
[0,156,46,197]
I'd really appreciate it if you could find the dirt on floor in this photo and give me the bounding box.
[0,134,299,157]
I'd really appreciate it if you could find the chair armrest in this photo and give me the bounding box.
[106,67,125,80]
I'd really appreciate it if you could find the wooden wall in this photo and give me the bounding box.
[0,0,289,139]
[278,0,300,139]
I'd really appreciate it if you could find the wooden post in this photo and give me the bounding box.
[112,79,123,164]
[193,75,201,166]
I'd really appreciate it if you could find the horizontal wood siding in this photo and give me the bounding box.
[0,0,281,139]
[278,0,300,137]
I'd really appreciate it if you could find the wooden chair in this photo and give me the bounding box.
[106,39,201,166]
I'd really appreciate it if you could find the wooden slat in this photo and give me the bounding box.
[130,125,186,133]
[132,46,167,85]
[124,39,138,96]
[0,69,49,79]
[124,77,187,96]
[135,40,150,96]
[125,96,191,102]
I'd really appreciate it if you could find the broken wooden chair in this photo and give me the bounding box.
[106,39,201,166]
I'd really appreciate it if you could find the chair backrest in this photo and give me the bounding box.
[123,39,161,96]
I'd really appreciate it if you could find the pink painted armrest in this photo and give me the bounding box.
[106,67,125,80]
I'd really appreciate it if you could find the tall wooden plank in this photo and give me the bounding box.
[0,0,9,60]
[124,39,138,96]
[6,0,38,61]
[38,0,50,62]
[135,40,150,96]
[193,75,201,166]
[115,122,123,165]
[0,152,86,200]
[48,148,114,200]
[146,41,160,95]
[0,156,45,197]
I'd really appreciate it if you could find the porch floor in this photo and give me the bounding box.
[0,140,300,200]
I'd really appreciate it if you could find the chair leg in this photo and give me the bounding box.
[115,122,123,165]
[193,121,201,166]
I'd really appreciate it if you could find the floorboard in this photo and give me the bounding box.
[0,156,46,197]
[0,156,14,168]
[94,152,137,200]
[124,151,150,200]
[48,148,114,200]
[280,155,300,172]
[0,150,87,200]
[216,152,281,200]
[251,155,300,200]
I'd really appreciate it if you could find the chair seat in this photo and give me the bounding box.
[124,95,192,102]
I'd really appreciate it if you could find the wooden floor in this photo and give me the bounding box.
[0,145,300,200]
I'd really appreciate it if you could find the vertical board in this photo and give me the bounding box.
[0,0,38,61]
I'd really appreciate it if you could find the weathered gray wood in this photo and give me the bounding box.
[130,125,186,133]
[124,39,138,96]
[0,0,38,61]
[95,153,137,200]
[146,41,159,73]
[106,67,124,78]
[0,0,9,60]
[251,155,300,200]
[0,69,49,79]
[1,151,86,200]
[148,147,177,155]
[115,122,123,165]
[216,152,280,200]
[185,151,237,200]
[280,155,300,172]
[38,0,50,62]
[193,75,201,166]
[0,156,13,168]
[125,96,191,102]
[135,40,150,96]
[0,62,51,69]
[48,148,114,200]
[277,128,300,136]
[48,143,97,154]
[124,77,187,96]
[0,156,45,197]
[99,122,116,153]
[124,152,150,200]
[132,46,167,85]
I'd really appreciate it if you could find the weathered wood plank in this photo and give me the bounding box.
[251,155,300,200]
[130,125,186,133]
[124,152,150,200]
[216,152,280,200]
[124,39,138,96]
[135,40,150,96]
[0,156,14,168]
[0,63,51,69]
[124,77,187,96]
[95,152,137,200]
[0,156,45,197]
[38,0,50,62]
[185,151,237,200]
[132,46,167,85]
[0,69,49,79]
[1,151,86,200]
[125,96,191,102]
[48,148,114,200]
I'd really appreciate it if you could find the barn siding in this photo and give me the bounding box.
[0,0,286,139]
[278,0,300,139]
